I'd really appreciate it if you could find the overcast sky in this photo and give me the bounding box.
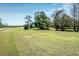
[0,3,70,25]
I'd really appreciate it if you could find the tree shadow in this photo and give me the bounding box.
[52,28,74,32]
[32,28,50,31]
[64,30,74,32]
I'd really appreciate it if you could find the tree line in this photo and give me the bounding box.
[24,3,79,32]
[0,3,79,32]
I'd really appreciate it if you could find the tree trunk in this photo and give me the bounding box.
[55,25,58,31]
[61,25,64,31]
[74,26,76,32]
[73,22,76,32]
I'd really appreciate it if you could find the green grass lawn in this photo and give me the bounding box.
[0,27,79,56]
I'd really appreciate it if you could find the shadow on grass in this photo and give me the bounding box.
[24,28,76,33]
[32,28,51,30]
[65,30,74,32]
[55,29,74,32]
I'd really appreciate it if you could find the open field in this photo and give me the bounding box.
[0,28,79,56]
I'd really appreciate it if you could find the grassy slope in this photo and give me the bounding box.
[0,28,79,56]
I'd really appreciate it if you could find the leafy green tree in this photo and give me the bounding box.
[24,15,32,29]
[34,11,50,30]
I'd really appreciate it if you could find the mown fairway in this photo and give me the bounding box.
[0,28,79,56]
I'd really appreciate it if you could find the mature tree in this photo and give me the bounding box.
[34,11,50,30]
[60,13,74,31]
[69,3,79,32]
[24,15,32,29]
[52,9,65,31]
[76,3,79,32]
[59,10,65,31]
[70,3,78,32]
[62,14,73,27]
[52,9,74,31]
